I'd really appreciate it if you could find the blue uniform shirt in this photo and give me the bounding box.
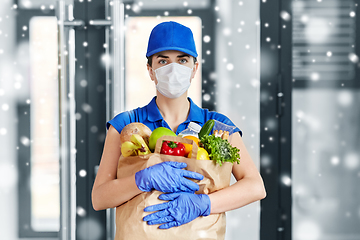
[107,97,242,137]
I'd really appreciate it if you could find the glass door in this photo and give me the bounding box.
[260,0,360,239]
[291,0,360,239]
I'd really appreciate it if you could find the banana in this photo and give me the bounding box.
[121,134,151,157]
[131,134,151,155]
[121,141,139,157]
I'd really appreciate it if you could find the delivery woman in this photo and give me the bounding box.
[92,21,266,232]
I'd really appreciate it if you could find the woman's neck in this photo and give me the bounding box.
[155,93,190,132]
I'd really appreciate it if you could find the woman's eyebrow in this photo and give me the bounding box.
[177,54,190,58]
[156,54,169,59]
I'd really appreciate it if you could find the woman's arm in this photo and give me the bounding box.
[92,125,142,211]
[208,132,266,214]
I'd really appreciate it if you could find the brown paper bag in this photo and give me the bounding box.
[115,136,233,240]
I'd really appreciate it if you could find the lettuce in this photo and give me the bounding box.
[199,135,240,166]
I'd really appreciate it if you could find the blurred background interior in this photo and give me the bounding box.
[0,0,359,239]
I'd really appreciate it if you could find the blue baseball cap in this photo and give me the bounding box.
[146,21,198,58]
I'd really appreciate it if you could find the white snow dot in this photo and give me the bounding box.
[21,136,30,147]
[223,28,231,36]
[310,72,319,81]
[80,80,88,87]
[75,113,82,120]
[203,94,211,101]
[14,82,22,89]
[350,11,356,17]
[240,21,245,25]
[0,49,4,54]
[77,206,87,217]
[22,26,28,31]
[91,126,98,133]
[79,169,87,177]
[203,35,211,43]
[83,42,88,47]
[71,148,77,154]
[2,104,9,111]
[216,18,221,23]
[82,103,92,113]
[40,5,45,10]
[164,11,169,16]
[237,28,242,33]
[239,1,243,6]
[281,175,291,186]
[265,23,269,27]
[301,15,309,23]
[214,6,219,11]
[0,128,7,135]
[330,156,340,166]
[226,63,234,71]
[326,51,332,57]
[187,9,192,14]
[344,153,359,170]
[183,2,188,7]
[338,91,353,107]
[206,50,211,55]
[235,84,240,88]
[348,53,359,63]
[245,45,250,49]
[280,11,291,21]
[266,37,271,42]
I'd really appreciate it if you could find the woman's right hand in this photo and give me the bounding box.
[135,161,203,193]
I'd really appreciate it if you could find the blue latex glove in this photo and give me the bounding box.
[143,192,211,229]
[135,161,204,193]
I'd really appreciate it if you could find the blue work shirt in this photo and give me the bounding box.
[107,97,242,136]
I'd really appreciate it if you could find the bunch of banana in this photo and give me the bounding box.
[121,134,151,157]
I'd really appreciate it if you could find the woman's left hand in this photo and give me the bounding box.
[143,192,211,229]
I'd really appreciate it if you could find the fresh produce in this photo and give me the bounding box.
[121,134,151,157]
[149,127,177,151]
[160,141,186,157]
[213,130,229,140]
[188,147,210,160]
[120,122,152,145]
[198,119,215,139]
[182,135,200,156]
[199,135,240,166]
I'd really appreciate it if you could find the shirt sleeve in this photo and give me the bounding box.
[209,112,243,137]
[106,111,132,134]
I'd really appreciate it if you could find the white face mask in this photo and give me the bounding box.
[154,63,193,99]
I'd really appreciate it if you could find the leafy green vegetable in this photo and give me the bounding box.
[199,135,240,166]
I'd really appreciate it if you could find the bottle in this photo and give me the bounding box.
[178,122,201,138]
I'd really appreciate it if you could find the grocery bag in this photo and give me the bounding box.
[115,135,233,240]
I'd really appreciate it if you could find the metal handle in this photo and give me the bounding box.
[56,1,77,240]
[89,19,112,26]
[64,20,85,27]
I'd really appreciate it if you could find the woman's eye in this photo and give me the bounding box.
[159,59,167,64]
[179,59,188,64]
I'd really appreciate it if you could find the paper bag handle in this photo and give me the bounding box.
[154,135,199,159]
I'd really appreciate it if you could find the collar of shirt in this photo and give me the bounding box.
[146,97,204,124]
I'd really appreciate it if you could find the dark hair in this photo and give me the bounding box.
[147,55,197,67]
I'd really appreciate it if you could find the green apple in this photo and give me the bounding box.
[149,127,176,151]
